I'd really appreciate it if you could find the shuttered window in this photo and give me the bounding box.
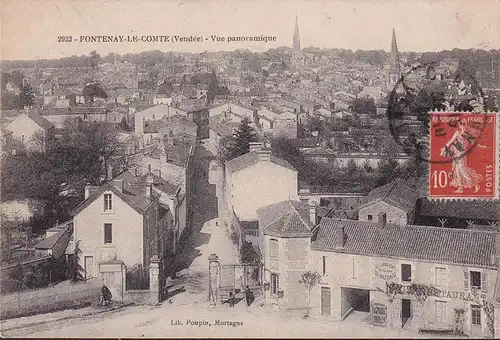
[270,239,279,258]
[435,300,447,324]
[435,267,446,288]
[271,273,279,295]
[104,223,112,244]
[470,271,481,289]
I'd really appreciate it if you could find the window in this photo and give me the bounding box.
[401,264,412,282]
[367,214,373,221]
[471,305,481,326]
[270,239,279,258]
[104,223,112,244]
[271,273,279,295]
[435,300,447,324]
[435,267,446,287]
[470,271,481,289]
[104,193,112,211]
[322,256,326,275]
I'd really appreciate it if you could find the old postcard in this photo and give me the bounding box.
[1,0,500,338]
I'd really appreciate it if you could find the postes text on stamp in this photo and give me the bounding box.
[429,112,499,200]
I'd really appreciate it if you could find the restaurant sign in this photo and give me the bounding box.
[374,263,396,280]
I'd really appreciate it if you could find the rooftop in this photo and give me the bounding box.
[358,179,418,213]
[419,199,500,221]
[72,169,160,216]
[257,200,314,238]
[226,150,296,173]
[312,218,500,268]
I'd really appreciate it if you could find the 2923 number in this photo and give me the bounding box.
[58,36,73,42]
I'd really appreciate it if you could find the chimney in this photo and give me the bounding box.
[249,142,263,153]
[257,149,271,162]
[309,202,317,225]
[145,185,152,199]
[148,164,152,174]
[84,183,91,199]
[335,225,345,248]
[107,164,113,181]
[378,212,387,228]
[114,179,124,193]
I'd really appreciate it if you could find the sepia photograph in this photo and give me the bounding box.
[0,0,499,338]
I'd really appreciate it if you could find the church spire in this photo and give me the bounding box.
[390,28,401,74]
[293,15,301,51]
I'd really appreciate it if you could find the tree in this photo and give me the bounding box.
[70,240,85,283]
[207,69,219,104]
[19,82,35,108]
[299,271,322,318]
[409,283,440,329]
[351,97,376,115]
[219,117,258,163]
[239,241,260,264]
[82,82,107,103]
[363,160,373,173]
[119,116,131,131]
[377,154,400,185]
[346,159,359,178]
[89,50,101,69]
[305,115,324,135]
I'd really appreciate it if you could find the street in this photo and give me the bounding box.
[0,147,461,338]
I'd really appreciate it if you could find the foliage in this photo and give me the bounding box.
[207,70,219,104]
[217,117,258,163]
[239,241,260,265]
[1,120,119,233]
[351,97,376,115]
[299,271,322,317]
[70,240,85,283]
[119,116,131,131]
[82,82,108,103]
[19,82,35,108]
[89,50,101,69]
[453,308,465,334]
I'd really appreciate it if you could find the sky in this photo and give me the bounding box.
[2,0,500,61]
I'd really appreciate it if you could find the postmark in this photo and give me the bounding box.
[386,61,489,164]
[428,112,499,200]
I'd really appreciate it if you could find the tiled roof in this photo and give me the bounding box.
[26,113,55,130]
[311,218,500,267]
[419,199,500,221]
[143,173,180,196]
[40,107,107,115]
[358,179,418,213]
[72,170,160,216]
[146,139,193,168]
[257,200,314,238]
[35,230,65,249]
[226,150,296,173]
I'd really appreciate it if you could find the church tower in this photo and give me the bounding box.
[293,15,301,52]
[291,15,303,68]
[387,28,402,89]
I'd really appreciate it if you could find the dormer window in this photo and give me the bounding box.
[104,193,112,211]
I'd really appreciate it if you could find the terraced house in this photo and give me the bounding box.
[255,203,500,338]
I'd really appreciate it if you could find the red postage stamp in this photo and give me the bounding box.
[429,112,499,200]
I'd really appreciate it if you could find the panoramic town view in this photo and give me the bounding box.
[1,1,500,338]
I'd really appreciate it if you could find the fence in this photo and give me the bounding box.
[0,281,101,320]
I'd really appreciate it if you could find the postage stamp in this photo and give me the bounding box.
[428,111,499,200]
